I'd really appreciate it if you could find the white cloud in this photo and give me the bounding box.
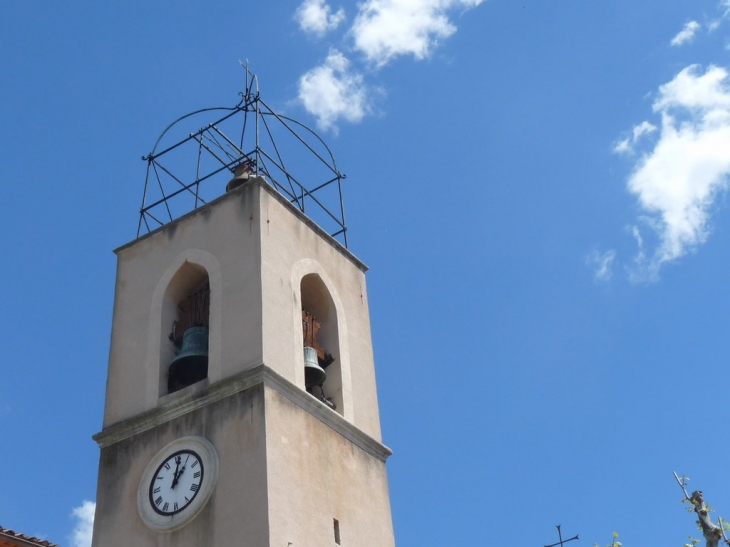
[298,50,371,131]
[670,21,701,46]
[296,0,345,37]
[351,0,485,66]
[618,64,730,280]
[614,121,657,154]
[70,501,95,547]
[586,249,617,282]
[293,0,484,128]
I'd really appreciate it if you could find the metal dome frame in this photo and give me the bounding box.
[138,64,348,247]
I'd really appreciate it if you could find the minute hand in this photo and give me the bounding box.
[170,455,183,489]
[171,465,186,489]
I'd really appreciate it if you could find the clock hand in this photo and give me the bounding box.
[171,456,190,489]
[176,461,187,481]
[171,456,182,489]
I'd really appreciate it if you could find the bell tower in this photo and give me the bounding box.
[90,72,396,547]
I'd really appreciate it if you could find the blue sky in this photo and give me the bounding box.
[3,1,730,546]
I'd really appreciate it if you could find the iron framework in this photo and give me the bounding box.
[138,65,348,247]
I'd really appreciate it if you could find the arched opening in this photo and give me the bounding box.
[301,273,342,415]
[160,262,210,395]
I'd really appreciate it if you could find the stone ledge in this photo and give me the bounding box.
[92,364,392,463]
[263,366,393,462]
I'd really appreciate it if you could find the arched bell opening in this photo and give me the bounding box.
[160,262,210,396]
[300,273,342,415]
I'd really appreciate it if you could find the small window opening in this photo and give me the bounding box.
[333,518,341,545]
[167,281,210,393]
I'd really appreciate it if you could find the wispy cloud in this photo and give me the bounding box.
[617,64,730,281]
[70,501,95,547]
[298,49,372,131]
[586,249,617,282]
[351,0,485,67]
[296,0,346,37]
[614,121,657,154]
[294,0,486,130]
[668,3,730,43]
[671,21,701,46]
[709,0,730,31]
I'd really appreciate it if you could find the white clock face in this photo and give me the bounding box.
[149,449,204,516]
[137,436,218,532]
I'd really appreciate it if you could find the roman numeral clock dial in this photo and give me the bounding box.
[137,436,219,532]
[149,450,203,515]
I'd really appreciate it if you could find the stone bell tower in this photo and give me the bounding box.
[90,76,396,547]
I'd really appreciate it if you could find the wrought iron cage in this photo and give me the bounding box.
[138,66,348,247]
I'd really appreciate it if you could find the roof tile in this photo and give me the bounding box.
[0,526,61,547]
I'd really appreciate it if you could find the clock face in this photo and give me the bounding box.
[137,436,218,532]
[148,449,204,516]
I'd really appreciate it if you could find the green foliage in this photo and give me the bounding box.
[683,536,700,547]
[593,531,622,547]
[682,498,714,514]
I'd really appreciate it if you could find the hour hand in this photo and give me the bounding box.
[171,456,182,488]
[172,455,189,488]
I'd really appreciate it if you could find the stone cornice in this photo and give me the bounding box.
[93,365,392,463]
[262,365,393,462]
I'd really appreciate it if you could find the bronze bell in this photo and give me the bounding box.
[303,346,326,388]
[168,326,209,393]
[226,162,254,192]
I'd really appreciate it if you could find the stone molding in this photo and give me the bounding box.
[92,364,392,463]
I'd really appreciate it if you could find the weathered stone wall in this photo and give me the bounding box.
[265,386,395,547]
[92,383,269,547]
